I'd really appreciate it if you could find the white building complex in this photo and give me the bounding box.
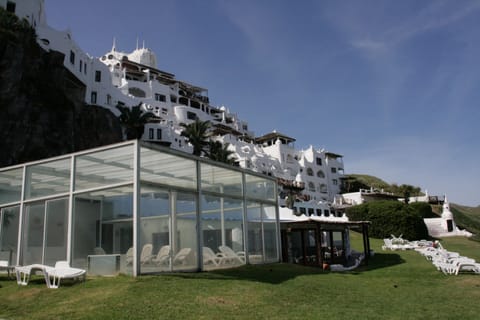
[1,1,375,275]
[2,0,346,221]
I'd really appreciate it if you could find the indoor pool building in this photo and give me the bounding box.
[0,141,280,276]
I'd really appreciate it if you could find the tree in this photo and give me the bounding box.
[116,103,154,140]
[207,140,236,165]
[180,119,211,156]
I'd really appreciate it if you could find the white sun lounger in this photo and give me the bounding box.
[15,261,85,288]
[218,246,246,264]
[45,261,86,289]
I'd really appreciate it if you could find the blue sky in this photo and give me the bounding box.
[45,0,480,206]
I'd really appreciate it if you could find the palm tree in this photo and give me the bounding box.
[180,119,211,156]
[207,141,236,165]
[116,103,154,140]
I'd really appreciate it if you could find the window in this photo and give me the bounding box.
[79,60,82,72]
[84,63,87,74]
[331,168,337,173]
[316,157,322,166]
[106,94,112,105]
[299,207,306,216]
[308,208,314,216]
[155,93,166,102]
[306,168,314,176]
[6,1,16,13]
[319,184,327,193]
[179,97,188,106]
[128,87,146,98]
[148,128,154,139]
[156,129,162,140]
[95,70,101,82]
[324,209,330,217]
[332,179,338,185]
[308,182,315,192]
[91,91,97,104]
[187,111,197,120]
[170,95,177,103]
[190,100,200,109]
[70,50,75,65]
[317,170,325,178]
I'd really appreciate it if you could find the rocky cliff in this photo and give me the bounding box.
[0,10,122,167]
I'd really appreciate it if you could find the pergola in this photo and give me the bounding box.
[281,219,371,268]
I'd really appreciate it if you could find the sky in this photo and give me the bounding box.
[44,0,480,206]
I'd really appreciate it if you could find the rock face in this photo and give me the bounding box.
[0,13,122,167]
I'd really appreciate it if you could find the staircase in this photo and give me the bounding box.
[423,218,445,237]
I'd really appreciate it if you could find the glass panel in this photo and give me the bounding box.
[262,205,278,263]
[172,191,197,271]
[44,198,68,266]
[0,168,23,205]
[140,147,197,190]
[245,174,276,202]
[72,186,133,275]
[0,206,20,265]
[201,195,245,269]
[201,195,221,269]
[75,144,134,191]
[139,185,171,273]
[23,202,46,265]
[288,230,303,264]
[304,230,318,265]
[200,163,242,197]
[25,158,70,199]
[247,202,263,264]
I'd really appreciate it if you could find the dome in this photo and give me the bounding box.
[128,47,157,68]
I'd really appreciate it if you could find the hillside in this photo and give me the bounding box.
[342,174,422,197]
[0,9,122,168]
[451,204,480,240]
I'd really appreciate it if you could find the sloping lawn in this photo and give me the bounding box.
[1,235,479,320]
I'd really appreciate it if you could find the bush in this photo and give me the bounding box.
[346,200,431,240]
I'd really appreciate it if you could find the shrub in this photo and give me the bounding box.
[346,200,431,240]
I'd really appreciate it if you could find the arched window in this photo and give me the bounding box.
[306,167,314,176]
[317,170,325,178]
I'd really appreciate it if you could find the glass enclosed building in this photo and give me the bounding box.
[0,141,279,276]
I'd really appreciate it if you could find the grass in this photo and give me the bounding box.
[1,233,480,320]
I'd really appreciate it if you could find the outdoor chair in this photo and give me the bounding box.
[125,247,133,266]
[15,261,85,288]
[152,245,171,266]
[140,244,154,265]
[218,246,246,264]
[173,248,193,266]
[203,247,226,266]
[44,261,86,289]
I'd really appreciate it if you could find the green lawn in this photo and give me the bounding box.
[1,234,480,320]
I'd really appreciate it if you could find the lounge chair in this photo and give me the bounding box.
[15,261,85,288]
[203,247,226,266]
[140,244,154,265]
[44,261,86,289]
[15,264,53,286]
[152,245,171,266]
[173,248,193,265]
[218,246,246,264]
[126,247,133,265]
